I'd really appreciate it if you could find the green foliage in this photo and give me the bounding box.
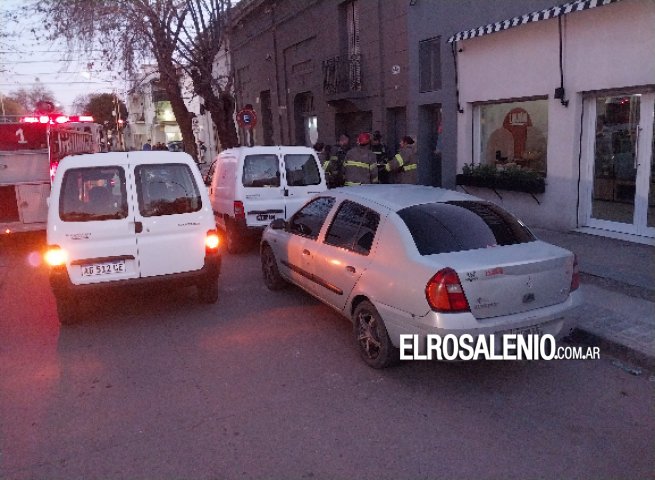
[457,163,546,194]
[83,93,128,127]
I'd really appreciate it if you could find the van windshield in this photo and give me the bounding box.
[242,154,280,188]
[284,154,321,186]
[59,166,128,222]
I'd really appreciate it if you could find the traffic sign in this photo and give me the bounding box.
[236,108,257,129]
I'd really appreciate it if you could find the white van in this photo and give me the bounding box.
[207,146,327,253]
[45,151,221,325]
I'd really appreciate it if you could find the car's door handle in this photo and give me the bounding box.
[302,249,311,256]
[346,265,356,274]
[134,221,143,233]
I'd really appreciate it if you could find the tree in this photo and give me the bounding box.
[83,93,128,128]
[8,83,58,113]
[32,0,240,160]
[0,95,25,116]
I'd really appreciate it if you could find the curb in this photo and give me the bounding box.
[570,327,655,372]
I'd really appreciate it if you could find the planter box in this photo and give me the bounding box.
[456,173,545,194]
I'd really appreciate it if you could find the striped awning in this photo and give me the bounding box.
[447,0,621,43]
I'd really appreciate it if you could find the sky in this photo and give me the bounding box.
[0,1,126,113]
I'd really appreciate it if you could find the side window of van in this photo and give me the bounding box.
[284,154,321,186]
[59,166,128,222]
[242,154,280,187]
[136,163,202,217]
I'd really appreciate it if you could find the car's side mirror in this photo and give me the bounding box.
[270,218,286,230]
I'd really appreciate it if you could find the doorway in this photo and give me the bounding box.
[582,92,655,238]
[386,107,406,157]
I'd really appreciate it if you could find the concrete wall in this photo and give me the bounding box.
[454,0,655,230]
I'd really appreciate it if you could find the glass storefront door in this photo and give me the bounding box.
[585,92,655,238]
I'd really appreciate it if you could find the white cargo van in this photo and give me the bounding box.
[45,151,221,325]
[208,146,326,253]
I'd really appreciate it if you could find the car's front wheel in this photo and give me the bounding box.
[353,300,399,368]
[261,245,287,290]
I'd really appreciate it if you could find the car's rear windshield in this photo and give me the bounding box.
[397,201,536,255]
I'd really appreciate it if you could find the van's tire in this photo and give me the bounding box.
[353,300,399,369]
[225,222,244,254]
[198,276,219,304]
[55,292,80,326]
[261,245,287,290]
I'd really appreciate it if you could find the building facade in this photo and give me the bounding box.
[450,0,654,242]
[229,0,410,160]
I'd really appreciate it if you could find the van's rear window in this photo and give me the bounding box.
[136,163,202,217]
[59,166,128,222]
[242,154,280,188]
[397,201,536,255]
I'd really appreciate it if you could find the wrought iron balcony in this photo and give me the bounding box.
[322,53,362,96]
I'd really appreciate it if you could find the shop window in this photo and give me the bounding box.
[478,98,548,175]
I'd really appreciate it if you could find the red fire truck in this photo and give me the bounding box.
[0,115,104,234]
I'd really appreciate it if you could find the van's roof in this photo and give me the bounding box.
[219,146,316,157]
[59,151,196,168]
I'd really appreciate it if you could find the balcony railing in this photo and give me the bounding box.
[322,53,362,96]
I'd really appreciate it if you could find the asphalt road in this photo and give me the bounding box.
[1,233,653,479]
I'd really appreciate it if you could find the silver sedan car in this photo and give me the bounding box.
[260,185,582,368]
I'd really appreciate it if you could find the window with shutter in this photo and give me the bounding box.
[419,37,441,93]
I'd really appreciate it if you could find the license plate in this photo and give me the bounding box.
[256,214,276,221]
[506,324,543,336]
[81,261,125,277]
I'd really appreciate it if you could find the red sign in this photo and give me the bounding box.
[0,123,48,150]
[236,108,257,129]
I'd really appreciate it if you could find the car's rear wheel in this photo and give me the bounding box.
[353,300,399,368]
[198,276,219,304]
[55,292,80,326]
[261,245,287,290]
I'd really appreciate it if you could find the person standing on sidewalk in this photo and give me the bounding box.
[386,135,418,184]
[344,133,378,186]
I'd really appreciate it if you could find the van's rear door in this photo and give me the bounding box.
[54,155,140,285]
[240,151,285,227]
[283,151,326,219]
[130,153,210,278]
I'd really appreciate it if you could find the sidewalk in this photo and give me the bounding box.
[533,228,655,370]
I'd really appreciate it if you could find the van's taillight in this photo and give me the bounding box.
[44,245,67,267]
[205,230,220,253]
[425,268,470,312]
[570,254,580,292]
[234,201,245,220]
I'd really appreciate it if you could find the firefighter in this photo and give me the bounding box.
[344,133,378,186]
[323,133,350,188]
[386,135,418,184]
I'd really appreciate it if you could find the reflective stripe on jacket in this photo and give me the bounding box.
[386,146,417,184]
[344,146,378,185]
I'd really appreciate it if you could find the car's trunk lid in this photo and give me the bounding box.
[427,241,574,319]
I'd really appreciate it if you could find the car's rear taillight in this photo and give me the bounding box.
[234,201,245,221]
[49,161,59,184]
[425,268,470,312]
[205,230,220,253]
[570,254,580,292]
[44,245,67,267]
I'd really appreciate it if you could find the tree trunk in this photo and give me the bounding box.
[158,71,198,160]
[191,72,239,150]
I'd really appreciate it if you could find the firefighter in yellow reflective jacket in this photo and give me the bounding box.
[344,133,378,186]
[386,136,418,184]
